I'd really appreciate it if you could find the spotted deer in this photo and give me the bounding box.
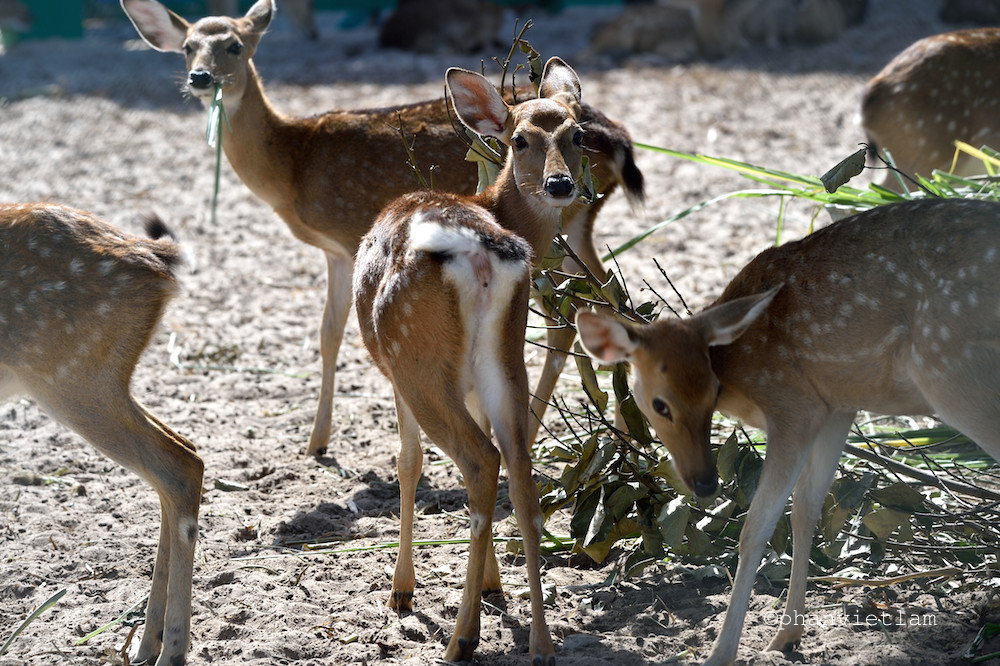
[352,57,590,664]
[576,198,1000,665]
[862,28,1000,187]
[1,204,202,666]
[120,0,644,457]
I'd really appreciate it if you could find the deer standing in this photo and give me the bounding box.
[862,28,1000,187]
[121,0,644,456]
[1,204,202,666]
[352,57,589,664]
[576,198,1000,665]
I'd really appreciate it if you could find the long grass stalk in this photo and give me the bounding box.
[0,588,67,656]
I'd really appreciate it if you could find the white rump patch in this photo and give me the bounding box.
[408,212,482,257]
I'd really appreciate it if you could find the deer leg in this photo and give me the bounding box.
[400,384,501,663]
[703,420,819,666]
[528,321,576,443]
[464,392,502,596]
[30,382,202,666]
[491,425,554,664]
[306,252,354,456]
[441,427,500,663]
[389,392,422,612]
[528,207,608,444]
[481,355,554,665]
[768,412,856,653]
[482,537,503,598]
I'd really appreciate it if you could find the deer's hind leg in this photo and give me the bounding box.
[27,376,201,665]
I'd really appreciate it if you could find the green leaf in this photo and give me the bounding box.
[716,431,740,484]
[582,517,641,564]
[570,485,602,541]
[657,496,691,549]
[624,545,658,576]
[820,147,867,193]
[862,507,910,541]
[735,447,763,505]
[832,472,875,509]
[574,343,608,414]
[869,482,926,512]
[558,432,598,495]
[584,484,609,547]
[606,482,648,524]
[770,513,791,555]
[685,522,715,557]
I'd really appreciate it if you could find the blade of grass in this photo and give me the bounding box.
[0,588,67,656]
[74,594,148,646]
[205,84,230,225]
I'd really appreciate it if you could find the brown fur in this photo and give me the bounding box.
[0,203,202,666]
[121,0,644,455]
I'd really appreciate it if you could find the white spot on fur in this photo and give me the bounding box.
[469,513,489,537]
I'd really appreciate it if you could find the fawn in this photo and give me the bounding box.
[121,0,644,456]
[352,57,589,664]
[1,204,202,666]
[862,27,1000,187]
[576,198,1000,665]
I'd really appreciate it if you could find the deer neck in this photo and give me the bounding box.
[217,61,298,211]
[480,167,564,266]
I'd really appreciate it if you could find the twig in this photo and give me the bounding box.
[844,443,1000,502]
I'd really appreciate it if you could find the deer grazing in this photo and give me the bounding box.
[576,198,1000,665]
[1,204,202,666]
[120,0,644,457]
[352,57,589,664]
[862,27,1000,187]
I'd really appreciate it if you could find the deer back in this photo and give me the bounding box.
[862,28,1000,182]
[579,198,1000,496]
[1,204,180,386]
[354,191,532,400]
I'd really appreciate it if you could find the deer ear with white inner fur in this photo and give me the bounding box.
[447,68,513,143]
[696,284,782,347]
[538,57,582,117]
[575,310,638,364]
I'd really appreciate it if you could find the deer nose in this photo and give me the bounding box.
[545,174,575,199]
[188,70,214,90]
[691,475,719,498]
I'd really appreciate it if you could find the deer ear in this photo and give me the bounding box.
[243,0,273,33]
[447,68,513,143]
[538,57,582,118]
[696,285,782,347]
[576,310,638,364]
[121,0,190,53]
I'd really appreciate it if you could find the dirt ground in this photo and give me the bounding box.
[2,1,998,664]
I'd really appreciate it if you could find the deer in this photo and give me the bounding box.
[352,56,591,664]
[862,27,1000,189]
[575,197,1000,666]
[1,203,203,666]
[120,0,644,457]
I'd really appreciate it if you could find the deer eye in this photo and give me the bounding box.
[227,41,243,56]
[651,397,673,422]
[573,129,584,146]
[512,134,528,150]
[183,43,193,55]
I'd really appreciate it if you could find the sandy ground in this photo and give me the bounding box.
[2,1,998,664]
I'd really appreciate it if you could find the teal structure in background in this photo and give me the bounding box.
[13,0,614,42]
